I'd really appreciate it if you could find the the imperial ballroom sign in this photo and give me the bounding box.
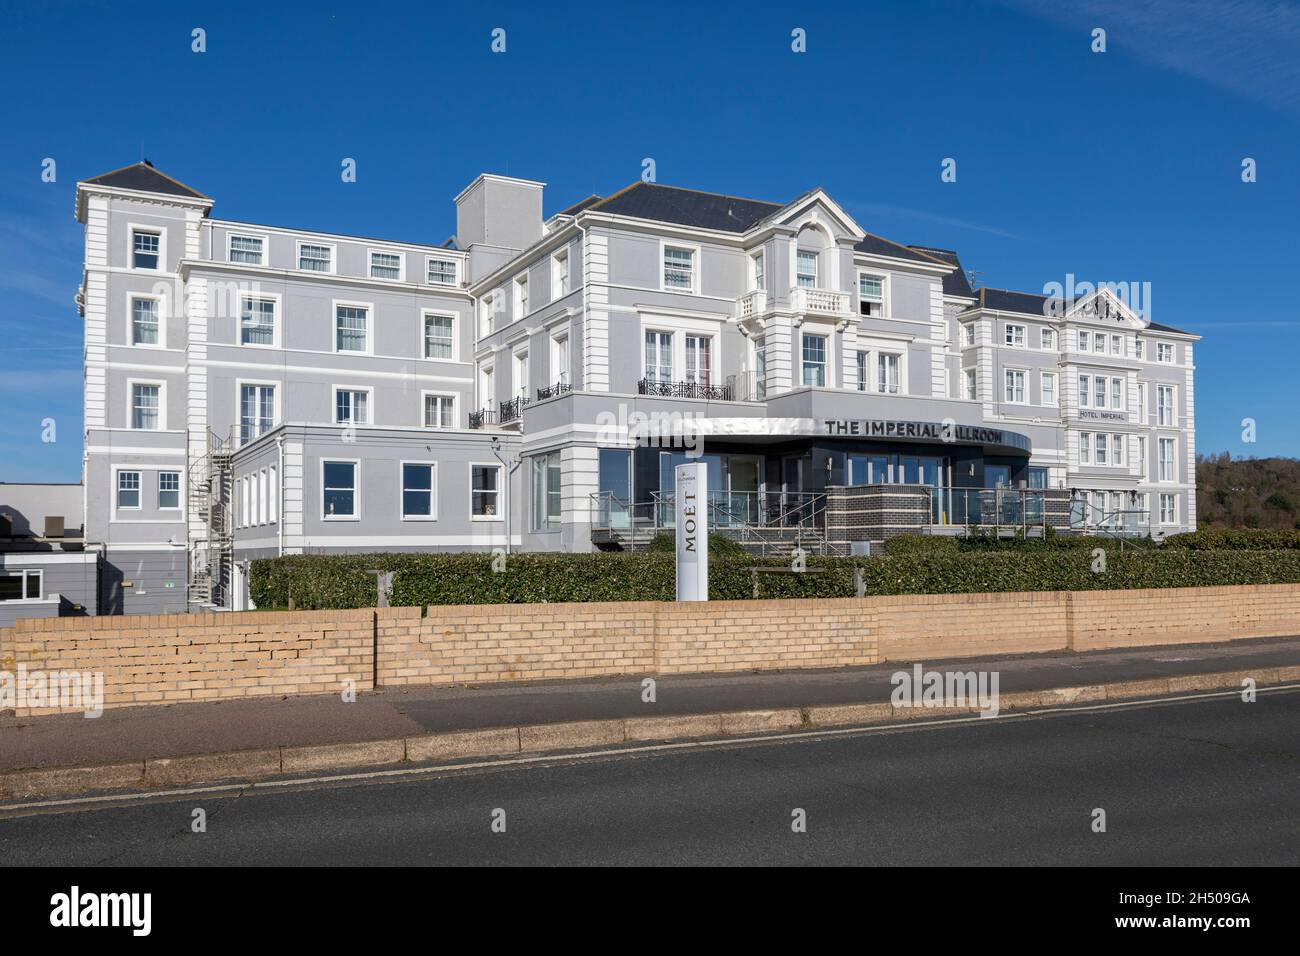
[823,418,1007,445]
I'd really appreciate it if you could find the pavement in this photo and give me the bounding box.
[3,634,1299,775]
[2,690,1296,865]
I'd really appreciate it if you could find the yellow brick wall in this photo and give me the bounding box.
[875,591,1070,662]
[1070,584,1300,650]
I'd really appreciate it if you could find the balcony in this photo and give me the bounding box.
[638,377,734,401]
[536,381,571,401]
[735,289,767,319]
[467,408,498,429]
[790,286,851,316]
[499,396,529,425]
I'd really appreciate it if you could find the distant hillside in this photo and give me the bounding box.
[1196,454,1300,529]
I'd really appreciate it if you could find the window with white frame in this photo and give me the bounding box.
[663,246,694,291]
[269,466,277,523]
[1004,369,1026,403]
[1095,433,1108,465]
[423,394,454,429]
[258,469,268,524]
[962,323,976,347]
[1079,432,1092,465]
[1079,375,1090,408]
[751,336,767,401]
[240,295,276,346]
[513,273,529,316]
[1137,436,1148,477]
[552,249,570,300]
[1157,342,1175,363]
[1041,371,1057,406]
[1110,334,1122,355]
[423,313,454,359]
[1110,377,1123,409]
[427,257,458,286]
[1004,324,1025,347]
[1093,375,1107,408]
[750,250,765,291]
[335,305,368,352]
[322,460,357,518]
[335,388,370,425]
[512,350,529,399]
[858,273,884,316]
[1078,330,1090,352]
[685,335,711,387]
[0,569,42,602]
[796,251,818,289]
[240,475,250,528]
[131,229,160,269]
[471,464,501,518]
[856,351,868,392]
[229,234,264,265]
[401,463,437,519]
[131,296,160,346]
[1040,328,1056,350]
[239,384,275,445]
[1134,491,1149,524]
[479,291,497,336]
[1158,437,1176,482]
[1156,384,1176,426]
[1135,339,1145,360]
[369,251,402,280]
[645,330,672,384]
[877,352,900,394]
[551,333,569,385]
[963,368,977,400]
[131,383,161,430]
[158,471,181,509]
[1159,493,1178,525]
[299,243,332,272]
[530,451,562,531]
[1094,333,1106,354]
[117,470,141,509]
[1136,382,1148,422]
[1111,433,1126,466]
[802,333,827,387]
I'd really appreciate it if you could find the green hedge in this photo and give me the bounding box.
[1163,528,1300,550]
[249,549,1300,610]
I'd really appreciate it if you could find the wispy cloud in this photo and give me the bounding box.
[1003,0,1300,114]
[848,202,1028,241]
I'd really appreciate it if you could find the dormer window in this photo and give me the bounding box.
[858,274,884,316]
[796,251,818,289]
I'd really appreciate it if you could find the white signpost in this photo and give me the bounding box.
[674,461,709,601]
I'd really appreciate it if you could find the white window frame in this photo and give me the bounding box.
[800,330,830,388]
[1079,432,1092,465]
[269,465,278,524]
[426,255,459,287]
[1003,367,1027,404]
[550,331,570,386]
[0,568,43,603]
[795,250,819,289]
[857,271,887,314]
[238,292,280,349]
[367,248,406,282]
[158,470,183,511]
[1110,334,1123,356]
[1004,323,1026,348]
[513,271,530,318]
[1094,332,1106,354]
[1111,433,1126,467]
[128,224,164,271]
[115,468,142,512]
[551,248,571,300]
[320,458,360,521]
[333,385,374,426]
[1158,437,1177,483]
[1159,493,1178,526]
[126,379,165,431]
[512,348,530,399]
[127,291,166,349]
[963,367,977,401]
[1078,330,1090,352]
[470,462,504,522]
[1135,382,1148,423]
[333,299,373,355]
[479,290,500,337]
[962,323,976,347]
[1040,370,1057,406]
[876,351,902,395]
[1156,384,1177,427]
[530,450,563,532]
[1040,328,1056,350]
[236,380,278,446]
[296,240,337,275]
[1137,435,1148,478]
[421,310,457,361]
[227,232,267,266]
[400,460,439,521]
[660,241,699,294]
[1156,342,1175,364]
[421,390,457,429]
[749,249,766,292]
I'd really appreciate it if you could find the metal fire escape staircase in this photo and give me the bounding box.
[188,429,234,609]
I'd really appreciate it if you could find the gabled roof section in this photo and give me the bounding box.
[82,161,209,200]
[908,245,974,296]
[585,182,782,233]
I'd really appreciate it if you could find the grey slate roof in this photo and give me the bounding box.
[555,194,603,217]
[587,182,782,232]
[908,245,974,296]
[967,287,1053,316]
[82,161,208,200]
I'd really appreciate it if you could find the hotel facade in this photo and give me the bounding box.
[64,162,1197,614]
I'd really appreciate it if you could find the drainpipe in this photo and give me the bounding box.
[276,433,284,557]
[491,437,521,554]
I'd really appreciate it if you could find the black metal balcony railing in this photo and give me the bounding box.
[536,381,571,401]
[637,378,733,401]
[468,408,498,429]
[499,396,529,424]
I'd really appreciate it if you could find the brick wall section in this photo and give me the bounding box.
[874,590,1070,662]
[1069,584,1300,651]
[654,598,876,673]
[5,584,1300,716]
[376,602,657,686]
[2,609,374,716]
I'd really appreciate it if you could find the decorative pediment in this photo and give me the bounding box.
[758,189,865,242]
[1061,286,1147,328]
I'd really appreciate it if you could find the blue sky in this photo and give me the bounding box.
[1,0,1297,481]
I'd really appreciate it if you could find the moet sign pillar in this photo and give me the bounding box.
[675,462,708,601]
